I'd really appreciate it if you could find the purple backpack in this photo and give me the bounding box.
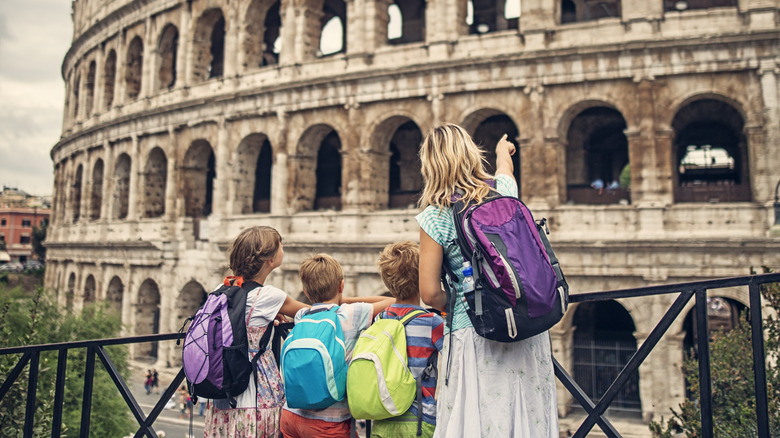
[181,278,273,407]
[442,186,569,343]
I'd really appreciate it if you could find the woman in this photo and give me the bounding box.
[416,123,559,437]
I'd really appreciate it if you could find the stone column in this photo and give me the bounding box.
[341,104,363,211]
[140,16,153,99]
[92,49,104,118]
[177,5,192,89]
[620,0,663,31]
[212,119,230,218]
[519,0,556,50]
[223,2,240,79]
[345,0,391,56]
[520,85,554,208]
[551,325,575,418]
[636,330,686,423]
[295,0,324,62]
[758,60,779,204]
[278,0,297,65]
[271,111,290,215]
[104,143,116,221]
[126,135,140,220]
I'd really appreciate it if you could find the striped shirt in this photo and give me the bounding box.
[283,302,373,423]
[377,304,444,425]
[415,174,518,334]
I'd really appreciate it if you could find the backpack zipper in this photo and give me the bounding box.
[490,241,523,300]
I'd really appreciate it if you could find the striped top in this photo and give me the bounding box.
[415,174,518,334]
[377,304,445,425]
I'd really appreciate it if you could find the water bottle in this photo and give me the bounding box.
[462,261,494,333]
[461,261,475,294]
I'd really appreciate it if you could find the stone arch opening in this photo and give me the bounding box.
[85,61,96,116]
[663,0,736,12]
[319,0,346,56]
[572,300,641,414]
[463,110,521,189]
[135,279,161,361]
[157,24,179,90]
[170,281,208,366]
[84,274,96,304]
[236,133,273,214]
[244,0,281,68]
[682,296,746,357]
[466,0,519,34]
[316,131,343,210]
[565,106,629,205]
[377,118,423,209]
[72,74,81,119]
[112,153,131,219]
[193,9,225,81]
[388,1,425,44]
[672,98,749,203]
[106,276,124,315]
[66,272,76,311]
[125,36,144,100]
[293,125,342,211]
[143,147,167,218]
[90,159,103,221]
[560,0,621,23]
[71,164,83,223]
[182,140,215,218]
[103,50,116,109]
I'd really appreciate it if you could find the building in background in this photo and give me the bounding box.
[46,0,780,434]
[0,186,50,264]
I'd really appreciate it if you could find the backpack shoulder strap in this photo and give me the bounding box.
[399,309,426,326]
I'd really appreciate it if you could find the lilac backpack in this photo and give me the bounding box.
[181,278,273,407]
[442,185,569,343]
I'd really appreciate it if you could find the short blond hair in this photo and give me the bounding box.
[418,123,493,209]
[299,254,343,303]
[377,241,420,301]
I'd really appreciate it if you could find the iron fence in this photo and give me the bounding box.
[1,273,778,438]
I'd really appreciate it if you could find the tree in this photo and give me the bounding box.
[31,220,47,262]
[650,268,780,437]
[0,285,133,437]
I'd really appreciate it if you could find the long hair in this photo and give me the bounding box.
[228,226,282,280]
[417,123,493,209]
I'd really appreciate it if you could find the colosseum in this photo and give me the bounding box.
[47,0,780,433]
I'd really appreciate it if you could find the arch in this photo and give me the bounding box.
[319,0,347,56]
[461,109,521,188]
[71,164,83,223]
[371,116,423,209]
[243,0,281,68]
[192,8,226,82]
[66,272,76,311]
[572,300,641,413]
[236,133,273,214]
[90,158,103,221]
[467,0,519,34]
[560,0,621,23]
[671,97,749,203]
[142,147,167,218]
[177,280,207,332]
[293,124,342,211]
[84,274,96,304]
[135,278,161,360]
[388,1,426,44]
[157,24,179,90]
[681,296,747,358]
[112,153,131,219]
[106,275,124,315]
[182,140,215,217]
[85,61,96,116]
[125,36,144,100]
[564,105,630,205]
[72,74,81,119]
[103,50,116,109]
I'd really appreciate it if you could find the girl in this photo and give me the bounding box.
[416,124,559,437]
[203,226,309,438]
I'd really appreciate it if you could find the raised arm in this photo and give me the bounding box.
[495,133,516,178]
[419,228,447,311]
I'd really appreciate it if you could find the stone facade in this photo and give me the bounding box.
[49,0,780,432]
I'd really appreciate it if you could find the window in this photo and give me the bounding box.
[22,219,31,227]
[0,218,5,226]
[20,235,31,244]
[0,234,5,243]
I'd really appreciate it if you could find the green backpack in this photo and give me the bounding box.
[347,310,431,429]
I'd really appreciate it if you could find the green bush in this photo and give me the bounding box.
[0,286,133,437]
[650,268,780,437]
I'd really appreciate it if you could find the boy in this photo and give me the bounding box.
[371,241,444,438]
[281,253,395,438]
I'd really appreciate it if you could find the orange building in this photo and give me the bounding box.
[0,207,49,263]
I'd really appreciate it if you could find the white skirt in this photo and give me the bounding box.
[434,328,559,438]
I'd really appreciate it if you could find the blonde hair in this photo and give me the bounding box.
[228,226,282,280]
[377,241,420,301]
[418,123,493,209]
[299,254,344,303]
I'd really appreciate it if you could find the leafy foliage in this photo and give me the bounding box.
[31,220,47,262]
[0,285,133,437]
[650,268,780,437]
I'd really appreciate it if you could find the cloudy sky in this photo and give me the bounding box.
[0,0,72,196]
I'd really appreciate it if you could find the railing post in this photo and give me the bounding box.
[79,346,96,438]
[51,349,68,438]
[695,288,713,438]
[749,280,770,437]
[23,351,40,438]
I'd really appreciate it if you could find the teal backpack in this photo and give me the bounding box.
[281,306,347,409]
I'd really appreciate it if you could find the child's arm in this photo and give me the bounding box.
[278,295,310,318]
[340,295,389,304]
[370,297,396,318]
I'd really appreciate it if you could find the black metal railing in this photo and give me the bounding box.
[2,273,778,438]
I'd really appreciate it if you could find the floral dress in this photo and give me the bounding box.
[203,285,287,438]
